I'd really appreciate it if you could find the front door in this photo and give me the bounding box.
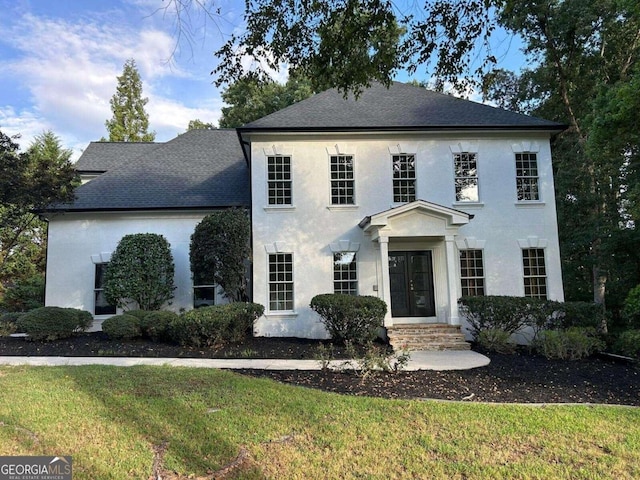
[389,251,436,317]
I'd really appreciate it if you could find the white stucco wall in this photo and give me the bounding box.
[44,211,225,320]
[248,131,564,338]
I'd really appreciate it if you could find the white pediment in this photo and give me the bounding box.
[360,200,471,239]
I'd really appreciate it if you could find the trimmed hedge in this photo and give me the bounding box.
[459,296,607,341]
[169,302,264,347]
[102,314,142,339]
[16,307,92,341]
[310,294,387,345]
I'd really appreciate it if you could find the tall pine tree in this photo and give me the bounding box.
[105,59,155,142]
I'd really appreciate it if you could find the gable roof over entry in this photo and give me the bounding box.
[359,200,472,240]
[240,82,565,132]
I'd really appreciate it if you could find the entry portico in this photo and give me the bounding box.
[359,200,472,328]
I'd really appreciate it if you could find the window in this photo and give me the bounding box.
[267,155,292,205]
[522,248,547,299]
[94,263,116,315]
[516,152,540,201]
[268,253,294,311]
[193,286,215,308]
[333,252,358,295]
[459,250,485,296]
[392,154,416,203]
[454,152,479,202]
[330,155,355,204]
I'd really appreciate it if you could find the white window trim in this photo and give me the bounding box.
[266,251,295,314]
[452,151,481,203]
[521,247,548,299]
[265,154,293,207]
[391,152,418,204]
[328,153,356,206]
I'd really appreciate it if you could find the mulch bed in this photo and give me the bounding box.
[1,332,638,406]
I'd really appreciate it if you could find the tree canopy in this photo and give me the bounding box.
[105,59,155,142]
[219,73,314,128]
[0,130,77,295]
[186,119,215,130]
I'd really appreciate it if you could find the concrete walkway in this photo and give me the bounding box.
[0,350,489,371]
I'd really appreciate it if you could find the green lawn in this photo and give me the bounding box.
[0,365,638,479]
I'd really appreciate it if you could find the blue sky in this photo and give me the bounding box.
[0,0,524,160]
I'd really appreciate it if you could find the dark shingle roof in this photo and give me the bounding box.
[75,142,161,172]
[240,82,564,131]
[48,130,249,211]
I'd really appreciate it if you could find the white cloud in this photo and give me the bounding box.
[1,8,218,156]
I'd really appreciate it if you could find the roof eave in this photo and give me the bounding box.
[238,124,567,134]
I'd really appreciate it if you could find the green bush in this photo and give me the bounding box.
[459,296,543,339]
[103,233,176,311]
[169,302,264,347]
[101,314,142,339]
[1,275,45,312]
[612,329,640,358]
[16,307,92,341]
[622,285,640,329]
[141,311,179,341]
[547,301,606,330]
[534,327,605,360]
[124,310,153,321]
[0,312,24,336]
[310,294,386,345]
[476,328,516,354]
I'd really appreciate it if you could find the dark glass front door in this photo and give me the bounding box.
[389,251,436,317]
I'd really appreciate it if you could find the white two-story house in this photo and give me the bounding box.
[43,82,564,347]
[238,82,565,345]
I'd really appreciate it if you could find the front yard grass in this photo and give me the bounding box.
[0,365,638,479]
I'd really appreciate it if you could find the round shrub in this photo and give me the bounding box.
[612,329,640,358]
[141,311,179,341]
[310,294,386,345]
[533,327,605,360]
[101,314,142,339]
[16,307,92,341]
[169,302,264,347]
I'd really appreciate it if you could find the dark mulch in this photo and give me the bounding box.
[1,332,638,406]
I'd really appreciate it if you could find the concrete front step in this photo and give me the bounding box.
[387,323,470,351]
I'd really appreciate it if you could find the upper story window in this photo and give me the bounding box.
[392,154,416,203]
[522,248,547,299]
[454,152,479,202]
[267,155,292,205]
[333,252,358,295]
[268,253,294,311]
[459,250,485,297]
[94,263,116,315]
[516,152,540,201]
[330,155,355,205]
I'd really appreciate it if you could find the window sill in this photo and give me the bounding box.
[515,201,546,208]
[452,202,484,209]
[263,205,296,212]
[264,311,298,318]
[326,205,359,211]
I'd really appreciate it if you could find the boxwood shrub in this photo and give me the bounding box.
[102,314,142,340]
[141,310,179,341]
[16,307,93,341]
[169,302,264,347]
[310,294,387,345]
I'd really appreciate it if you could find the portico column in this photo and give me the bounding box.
[445,235,460,325]
[378,235,393,327]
